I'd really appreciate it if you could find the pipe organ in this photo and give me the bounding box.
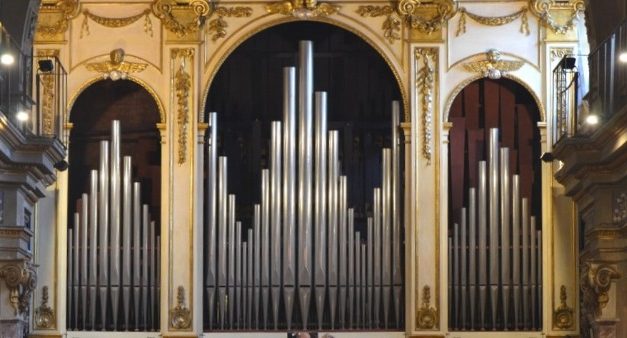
[204,41,404,330]
[67,120,160,331]
[448,128,542,331]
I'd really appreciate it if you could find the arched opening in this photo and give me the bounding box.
[447,78,542,331]
[67,79,161,331]
[203,21,404,331]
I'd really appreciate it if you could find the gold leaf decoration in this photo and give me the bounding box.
[416,285,438,329]
[35,286,55,329]
[415,48,437,164]
[152,0,211,37]
[398,0,456,35]
[172,48,194,164]
[530,0,584,34]
[265,0,340,18]
[36,0,80,37]
[170,286,191,329]
[207,7,253,41]
[356,6,400,43]
[80,9,153,38]
[463,49,524,80]
[554,285,574,330]
[456,7,530,37]
[85,49,148,81]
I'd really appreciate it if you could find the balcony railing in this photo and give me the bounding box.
[553,56,579,144]
[587,19,627,126]
[34,55,68,145]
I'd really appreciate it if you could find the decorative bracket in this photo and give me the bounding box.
[529,0,584,34]
[36,0,80,39]
[581,262,621,319]
[152,0,212,37]
[0,261,37,316]
[170,285,191,329]
[462,49,524,80]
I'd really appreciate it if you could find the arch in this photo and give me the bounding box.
[67,75,166,124]
[443,73,546,123]
[201,15,409,121]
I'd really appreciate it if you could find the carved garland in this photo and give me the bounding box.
[153,0,212,37]
[416,285,438,329]
[80,9,153,38]
[415,48,437,164]
[172,48,194,165]
[170,285,191,329]
[34,286,55,329]
[208,7,253,41]
[456,7,530,37]
[554,285,574,330]
[530,0,585,35]
[356,6,400,43]
[0,262,37,316]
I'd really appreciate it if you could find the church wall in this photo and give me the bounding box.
[29,1,586,337]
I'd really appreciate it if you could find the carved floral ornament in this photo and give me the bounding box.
[172,48,194,165]
[0,261,37,316]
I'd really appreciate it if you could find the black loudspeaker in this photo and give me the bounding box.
[38,59,54,72]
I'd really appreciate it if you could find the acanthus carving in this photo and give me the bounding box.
[208,7,253,41]
[416,285,438,329]
[456,6,530,37]
[0,261,37,316]
[415,48,437,164]
[265,0,340,18]
[34,286,55,329]
[356,6,400,43]
[581,262,621,319]
[554,285,574,330]
[152,0,212,37]
[529,0,584,35]
[80,8,153,38]
[170,285,191,329]
[463,49,524,80]
[172,48,194,164]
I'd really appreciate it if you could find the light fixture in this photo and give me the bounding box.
[16,111,29,122]
[0,52,14,65]
[620,52,627,63]
[585,114,599,125]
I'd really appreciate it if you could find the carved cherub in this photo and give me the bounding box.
[85,48,147,80]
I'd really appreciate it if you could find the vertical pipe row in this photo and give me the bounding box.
[110,121,121,330]
[206,113,218,329]
[314,91,327,329]
[270,122,282,329]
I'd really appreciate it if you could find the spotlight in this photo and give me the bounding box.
[16,111,29,122]
[38,59,54,72]
[620,52,627,63]
[54,159,68,171]
[585,114,599,125]
[0,52,14,65]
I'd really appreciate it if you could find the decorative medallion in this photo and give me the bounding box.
[456,6,530,37]
[152,0,212,37]
[34,286,55,329]
[208,7,253,41]
[170,285,191,329]
[0,261,37,315]
[463,49,524,80]
[530,0,584,35]
[581,262,621,318]
[265,0,340,18]
[85,49,148,81]
[171,48,195,164]
[416,285,438,329]
[554,285,574,330]
[415,47,437,164]
[80,8,153,38]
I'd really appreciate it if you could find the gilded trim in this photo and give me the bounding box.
[36,0,80,38]
[415,47,437,164]
[80,8,153,38]
[356,6,400,43]
[462,49,524,80]
[169,285,191,330]
[85,48,148,81]
[152,0,211,37]
[456,6,530,37]
[208,7,253,41]
[171,48,194,164]
[553,285,574,330]
[34,286,55,330]
[529,0,584,34]
[265,0,340,18]
[416,285,438,330]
